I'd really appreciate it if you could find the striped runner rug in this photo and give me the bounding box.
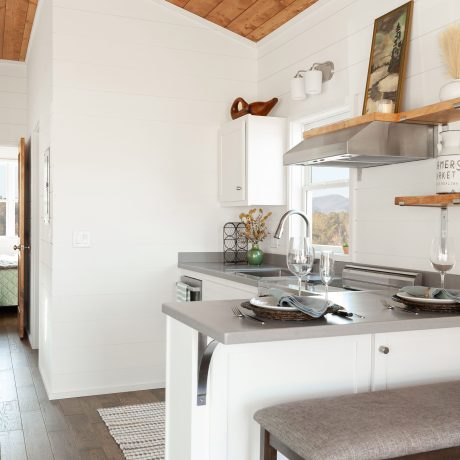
[98,401,165,460]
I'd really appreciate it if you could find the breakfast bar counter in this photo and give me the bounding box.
[162,290,460,460]
[162,290,460,345]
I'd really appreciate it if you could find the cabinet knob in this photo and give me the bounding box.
[379,346,390,355]
[236,186,242,191]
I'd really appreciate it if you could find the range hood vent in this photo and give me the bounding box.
[284,121,436,168]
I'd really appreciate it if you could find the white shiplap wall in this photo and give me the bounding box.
[0,61,27,146]
[44,0,257,398]
[257,0,460,276]
[27,0,53,378]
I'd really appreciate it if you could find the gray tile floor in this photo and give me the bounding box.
[0,310,165,459]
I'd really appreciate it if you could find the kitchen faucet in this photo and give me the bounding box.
[274,209,311,240]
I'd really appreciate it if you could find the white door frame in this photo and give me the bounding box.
[28,122,40,349]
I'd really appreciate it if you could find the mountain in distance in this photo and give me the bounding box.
[313,194,349,213]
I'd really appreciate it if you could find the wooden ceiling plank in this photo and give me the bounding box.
[184,0,222,18]
[247,0,319,40]
[206,0,259,28]
[3,0,29,60]
[165,0,321,41]
[19,0,37,61]
[226,0,297,37]
[168,0,189,7]
[2,0,14,59]
[0,0,6,59]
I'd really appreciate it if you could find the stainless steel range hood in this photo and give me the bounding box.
[284,121,436,168]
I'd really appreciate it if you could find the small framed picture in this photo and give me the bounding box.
[43,148,50,224]
[362,1,413,115]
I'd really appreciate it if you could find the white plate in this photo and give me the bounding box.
[249,296,297,311]
[396,292,458,304]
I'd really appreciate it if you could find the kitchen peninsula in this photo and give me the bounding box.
[163,290,460,460]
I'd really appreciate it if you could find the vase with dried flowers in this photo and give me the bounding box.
[439,24,460,100]
[239,208,272,265]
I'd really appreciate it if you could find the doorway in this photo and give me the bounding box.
[0,140,30,339]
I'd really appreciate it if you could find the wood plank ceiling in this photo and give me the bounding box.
[167,0,319,41]
[0,0,38,61]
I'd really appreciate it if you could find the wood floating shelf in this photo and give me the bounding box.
[303,97,460,140]
[303,112,398,139]
[395,194,460,208]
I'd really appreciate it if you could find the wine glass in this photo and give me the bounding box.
[320,251,335,303]
[287,237,315,296]
[430,237,455,289]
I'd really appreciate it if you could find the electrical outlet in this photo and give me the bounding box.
[73,231,91,248]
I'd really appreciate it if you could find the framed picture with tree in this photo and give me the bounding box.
[362,1,413,114]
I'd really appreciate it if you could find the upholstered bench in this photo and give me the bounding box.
[254,381,460,460]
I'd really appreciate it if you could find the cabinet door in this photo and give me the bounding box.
[209,334,372,460]
[219,119,246,203]
[373,328,460,391]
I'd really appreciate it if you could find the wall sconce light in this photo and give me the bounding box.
[290,61,335,100]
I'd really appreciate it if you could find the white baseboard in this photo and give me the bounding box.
[45,379,166,401]
[28,332,38,350]
[39,362,52,399]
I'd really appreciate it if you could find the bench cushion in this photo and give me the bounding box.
[254,380,460,460]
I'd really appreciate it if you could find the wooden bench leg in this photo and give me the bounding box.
[260,428,277,460]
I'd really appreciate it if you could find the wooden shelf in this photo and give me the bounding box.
[303,98,460,140]
[401,98,460,124]
[302,112,398,139]
[395,194,460,208]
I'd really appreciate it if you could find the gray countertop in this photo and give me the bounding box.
[178,261,283,287]
[162,290,460,345]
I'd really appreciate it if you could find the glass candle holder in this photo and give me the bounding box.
[377,99,395,114]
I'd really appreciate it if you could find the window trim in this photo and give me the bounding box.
[288,106,354,257]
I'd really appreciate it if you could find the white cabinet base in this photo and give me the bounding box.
[166,316,372,460]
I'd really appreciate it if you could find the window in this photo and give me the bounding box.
[289,107,353,254]
[304,167,349,250]
[0,160,19,237]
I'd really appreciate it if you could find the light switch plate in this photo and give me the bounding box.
[73,231,91,248]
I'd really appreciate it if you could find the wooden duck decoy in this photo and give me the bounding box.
[230,97,278,120]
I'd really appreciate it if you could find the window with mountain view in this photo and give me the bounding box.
[295,107,352,251]
[305,167,349,249]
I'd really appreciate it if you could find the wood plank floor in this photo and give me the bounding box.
[0,310,165,459]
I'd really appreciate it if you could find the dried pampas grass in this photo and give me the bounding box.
[440,24,460,79]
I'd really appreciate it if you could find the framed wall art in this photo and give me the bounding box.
[362,1,413,114]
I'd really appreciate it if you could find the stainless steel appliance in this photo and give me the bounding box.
[341,265,422,291]
[284,121,436,168]
[238,264,421,295]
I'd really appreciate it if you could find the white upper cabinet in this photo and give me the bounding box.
[218,115,286,206]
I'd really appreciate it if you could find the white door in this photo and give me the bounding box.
[219,118,246,203]
[373,328,460,391]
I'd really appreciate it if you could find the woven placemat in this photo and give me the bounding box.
[240,301,327,321]
[392,295,460,312]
